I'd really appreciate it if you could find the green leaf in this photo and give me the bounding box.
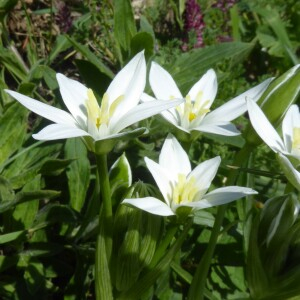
[75,59,111,97]
[11,175,41,231]
[166,42,255,95]
[65,138,90,212]
[130,32,154,60]
[23,259,45,295]
[39,158,74,176]
[66,36,114,79]
[0,255,19,272]
[113,0,137,53]
[47,35,71,64]
[28,65,58,90]
[139,16,155,39]
[31,204,78,231]
[0,189,59,214]
[0,230,27,244]
[0,46,27,81]
[0,102,28,166]
[255,8,299,64]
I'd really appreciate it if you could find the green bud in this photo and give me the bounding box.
[247,194,300,299]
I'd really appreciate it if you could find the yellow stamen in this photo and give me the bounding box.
[172,174,198,204]
[292,127,300,155]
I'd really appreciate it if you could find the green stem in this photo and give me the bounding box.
[188,145,253,300]
[95,153,113,300]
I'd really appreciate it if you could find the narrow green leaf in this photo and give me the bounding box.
[0,102,28,165]
[47,35,71,64]
[0,190,59,214]
[113,0,137,53]
[0,46,27,81]
[0,230,27,244]
[166,42,255,95]
[66,36,114,79]
[255,8,299,64]
[65,138,90,212]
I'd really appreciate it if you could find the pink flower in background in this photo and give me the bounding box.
[182,0,205,51]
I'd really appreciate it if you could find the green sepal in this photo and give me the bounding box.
[85,127,147,154]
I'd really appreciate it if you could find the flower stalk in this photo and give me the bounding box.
[95,153,113,299]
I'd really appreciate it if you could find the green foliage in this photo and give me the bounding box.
[0,0,299,299]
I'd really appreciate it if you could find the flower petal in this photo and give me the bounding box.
[187,69,217,108]
[160,134,191,176]
[107,51,146,121]
[56,73,88,127]
[188,156,221,200]
[122,197,175,216]
[193,122,240,136]
[247,98,285,152]
[145,157,172,206]
[110,99,183,134]
[141,92,180,127]
[277,153,300,191]
[185,186,257,209]
[5,90,76,126]
[204,78,273,123]
[32,124,89,140]
[149,62,183,100]
[282,104,300,153]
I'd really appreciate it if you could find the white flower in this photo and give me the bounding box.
[122,134,257,216]
[141,62,272,137]
[247,99,300,190]
[5,52,183,146]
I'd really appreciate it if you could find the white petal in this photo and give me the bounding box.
[277,153,300,191]
[107,51,146,121]
[110,99,183,134]
[159,134,191,176]
[5,90,76,126]
[204,78,273,123]
[32,124,89,140]
[187,69,217,108]
[56,74,88,127]
[122,197,175,216]
[149,62,183,100]
[247,99,285,152]
[282,105,300,153]
[185,186,257,209]
[188,156,221,200]
[193,122,240,136]
[142,93,180,126]
[145,157,172,206]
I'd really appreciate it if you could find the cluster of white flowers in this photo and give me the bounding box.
[8,51,297,217]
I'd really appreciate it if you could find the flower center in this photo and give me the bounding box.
[292,127,300,157]
[176,91,210,125]
[86,89,124,129]
[172,174,197,204]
